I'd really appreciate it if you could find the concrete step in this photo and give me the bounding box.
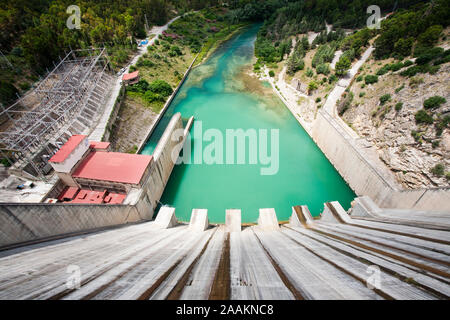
[253,227,382,299]
[64,225,193,299]
[281,226,436,299]
[149,227,218,299]
[180,226,226,299]
[0,222,173,299]
[314,222,450,275]
[230,228,295,300]
[285,225,450,298]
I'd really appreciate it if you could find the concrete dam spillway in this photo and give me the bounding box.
[141,24,356,223]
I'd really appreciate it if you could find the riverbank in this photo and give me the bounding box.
[108,8,245,153]
[193,23,250,67]
[259,41,450,211]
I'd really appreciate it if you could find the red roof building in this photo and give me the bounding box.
[72,151,153,185]
[58,186,79,201]
[122,71,140,85]
[49,135,87,163]
[70,190,107,204]
[89,141,110,150]
[50,135,153,205]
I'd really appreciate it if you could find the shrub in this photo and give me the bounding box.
[0,80,19,104]
[379,94,391,105]
[11,47,23,56]
[417,25,443,48]
[359,92,365,97]
[424,96,446,109]
[415,110,433,124]
[143,91,164,103]
[306,68,314,77]
[430,163,445,177]
[364,75,378,84]
[428,65,440,74]
[170,45,182,56]
[434,55,450,65]
[19,82,31,91]
[127,79,149,93]
[432,140,440,149]
[395,102,403,111]
[338,91,353,115]
[409,77,424,87]
[335,55,351,76]
[356,75,363,82]
[435,115,450,136]
[136,58,154,67]
[149,80,173,97]
[395,84,405,93]
[328,74,337,83]
[403,60,413,67]
[400,65,429,77]
[316,63,330,75]
[154,39,159,45]
[390,62,404,72]
[315,97,321,103]
[376,65,390,76]
[307,81,318,94]
[312,44,336,68]
[411,130,422,142]
[269,70,275,77]
[416,54,433,65]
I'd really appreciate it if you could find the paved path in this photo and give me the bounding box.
[89,16,182,142]
[322,46,374,139]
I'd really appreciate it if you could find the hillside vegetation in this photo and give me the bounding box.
[0,0,222,105]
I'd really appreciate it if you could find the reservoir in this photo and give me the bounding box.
[141,24,356,223]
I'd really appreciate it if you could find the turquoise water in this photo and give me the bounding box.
[141,25,356,223]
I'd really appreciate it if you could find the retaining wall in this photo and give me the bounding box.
[101,84,125,142]
[0,203,148,249]
[311,110,450,211]
[139,113,192,213]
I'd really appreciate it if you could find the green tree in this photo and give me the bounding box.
[149,80,173,97]
[424,96,446,109]
[417,25,443,48]
[335,55,350,76]
[394,38,414,57]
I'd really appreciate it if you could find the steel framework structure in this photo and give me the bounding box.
[0,48,114,180]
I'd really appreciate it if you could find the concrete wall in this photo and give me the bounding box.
[101,84,125,142]
[311,110,450,211]
[0,203,150,249]
[140,113,192,214]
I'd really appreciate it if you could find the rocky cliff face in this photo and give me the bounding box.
[342,62,449,189]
